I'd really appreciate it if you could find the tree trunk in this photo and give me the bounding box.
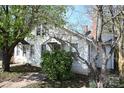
[98,66,106,88]
[2,47,12,72]
[97,46,107,88]
[118,34,124,78]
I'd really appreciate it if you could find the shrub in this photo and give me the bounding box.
[41,50,73,80]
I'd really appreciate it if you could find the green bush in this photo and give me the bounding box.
[41,50,73,80]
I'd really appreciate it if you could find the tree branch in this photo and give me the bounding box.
[102,11,124,26]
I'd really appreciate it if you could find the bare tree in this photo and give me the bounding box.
[43,5,124,88]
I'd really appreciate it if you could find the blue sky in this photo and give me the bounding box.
[66,5,92,32]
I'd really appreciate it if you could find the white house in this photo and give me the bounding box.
[13,25,115,75]
[89,33,115,70]
[13,25,90,75]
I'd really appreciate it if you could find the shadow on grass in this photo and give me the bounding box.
[10,64,41,72]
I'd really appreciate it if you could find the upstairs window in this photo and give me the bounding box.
[36,27,41,36]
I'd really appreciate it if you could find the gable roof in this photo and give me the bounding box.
[60,27,92,43]
[42,37,62,45]
[20,40,30,45]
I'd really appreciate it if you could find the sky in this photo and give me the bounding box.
[66,5,93,32]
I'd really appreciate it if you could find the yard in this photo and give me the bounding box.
[0,63,124,88]
[0,64,89,88]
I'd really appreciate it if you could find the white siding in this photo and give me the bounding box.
[94,33,115,69]
[71,38,89,75]
[13,26,90,75]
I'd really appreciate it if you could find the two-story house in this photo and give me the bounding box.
[13,25,90,75]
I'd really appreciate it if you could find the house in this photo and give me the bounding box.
[0,24,115,75]
[13,25,90,75]
[89,32,115,70]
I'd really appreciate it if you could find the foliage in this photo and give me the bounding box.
[41,50,73,80]
[0,5,68,71]
[0,5,67,48]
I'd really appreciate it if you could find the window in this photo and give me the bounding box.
[16,45,20,56]
[48,42,61,51]
[36,27,41,36]
[23,46,26,56]
[42,28,46,36]
[41,44,46,55]
[30,45,34,57]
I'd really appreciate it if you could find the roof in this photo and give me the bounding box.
[60,27,92,43]
[21,40,30,45]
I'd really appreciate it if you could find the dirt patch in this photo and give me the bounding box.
[0,64,89,88]
[0,64,43,88]
[0,72,45,88]
[24,74,89,88]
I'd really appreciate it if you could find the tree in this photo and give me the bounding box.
[115,6,124,78]
[47,5,124,87]
[77,5,123,87]
[0,5,67,71]
[87,5,124,87]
